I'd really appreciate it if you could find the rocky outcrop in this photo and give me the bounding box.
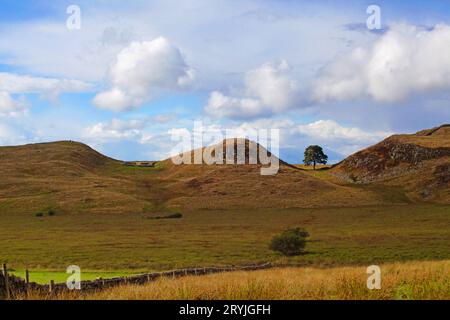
[333,137,450,183]
[386,141,450,164]
[330,125,450,203]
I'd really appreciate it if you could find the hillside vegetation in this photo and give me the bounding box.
[332,124,450,203]
[0,126,449,272]
[0,139,390,215]
[2,126,448,216]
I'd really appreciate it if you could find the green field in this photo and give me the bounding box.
[10,270,136,285]
[2,204,449,284]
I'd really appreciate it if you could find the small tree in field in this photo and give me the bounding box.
[303,145,328,170]
[270,228,310,256]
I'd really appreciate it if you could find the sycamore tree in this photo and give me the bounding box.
[303,145,328,170]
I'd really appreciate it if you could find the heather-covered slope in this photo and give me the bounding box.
[331,125,450,203]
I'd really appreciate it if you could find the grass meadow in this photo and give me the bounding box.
[1,204,449,284]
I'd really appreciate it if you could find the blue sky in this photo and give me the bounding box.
[0,0,449,163]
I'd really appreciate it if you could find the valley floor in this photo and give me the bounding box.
[2,204,449,281]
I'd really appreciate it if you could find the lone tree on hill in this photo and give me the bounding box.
[303,145,328,170]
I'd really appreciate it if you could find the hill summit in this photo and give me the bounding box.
[0,141,115,177]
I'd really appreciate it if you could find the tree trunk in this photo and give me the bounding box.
[313,161,316,170]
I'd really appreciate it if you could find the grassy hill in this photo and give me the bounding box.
[331,124,450,203]
[0,141,154,216]
[0,139,392,215]
[0,127,449,273]
[158,139,386,210]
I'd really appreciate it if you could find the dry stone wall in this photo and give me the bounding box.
[1,263,272,299]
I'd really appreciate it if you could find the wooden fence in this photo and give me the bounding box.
[1,262,272,299]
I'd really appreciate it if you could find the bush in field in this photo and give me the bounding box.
[149,213,183,220]
[34,209,57,217]
[270,228,310,256]
[165,213,183,219]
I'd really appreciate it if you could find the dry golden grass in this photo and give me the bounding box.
[400,125,450,148]
[25,260,449,300]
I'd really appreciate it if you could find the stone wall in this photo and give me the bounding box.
[0,263,272,299]
[0,271,5,299]
[1,270,42,299]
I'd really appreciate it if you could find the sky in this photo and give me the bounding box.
[0,0,449,163]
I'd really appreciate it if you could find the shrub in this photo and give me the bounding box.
[270,228,310,256]
[166,213,183,219]
[149,213,183,220]
[34,209,57,217]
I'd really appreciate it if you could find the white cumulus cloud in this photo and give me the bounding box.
[296,120,392,155]
[205,61,300,119]
[0,91,28,117]
[93,37,195,112]
[296,120,390,143]
[0,72,91,96]
[0,122,28,145]
[0,72,92,115]
[84,119,146,141]
[313,23,450,102]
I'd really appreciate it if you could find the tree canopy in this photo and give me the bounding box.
[270,228,310,256]
[303,145,328,170]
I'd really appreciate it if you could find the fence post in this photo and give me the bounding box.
[49,280,55,294]
[25,269,30,297]
[2,264,10,300]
